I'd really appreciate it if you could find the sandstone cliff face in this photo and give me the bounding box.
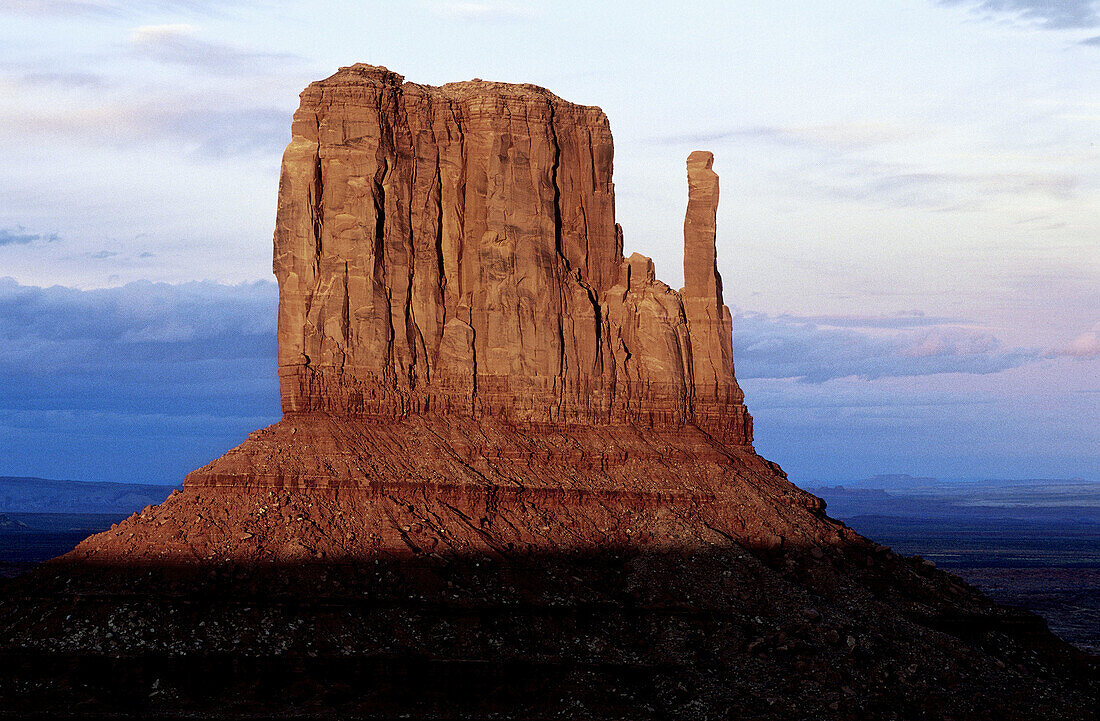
[63,64,816,543]
[275,64,749,443]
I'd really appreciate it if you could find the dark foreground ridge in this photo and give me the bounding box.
[2,547,1096,720]
[0,65,1095,719]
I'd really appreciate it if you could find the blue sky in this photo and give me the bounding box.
[0,0,1096,483]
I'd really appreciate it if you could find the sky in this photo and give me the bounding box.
[0,0,1096,484]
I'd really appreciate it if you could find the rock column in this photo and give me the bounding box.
[682,151,746,440]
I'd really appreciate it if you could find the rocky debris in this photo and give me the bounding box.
[0,65,1095,719]
[1,547,1094,719]
[65,416,835,563]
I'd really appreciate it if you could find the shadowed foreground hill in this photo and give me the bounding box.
[0,66,1094,719]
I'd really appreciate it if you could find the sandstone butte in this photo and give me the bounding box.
[66,63,825,562]
[2,66,1095,720]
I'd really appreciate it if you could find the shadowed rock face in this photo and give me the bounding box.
[274,64,749,442]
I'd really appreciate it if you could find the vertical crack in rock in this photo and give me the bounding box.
[428,113,446,379]
[340,260,350,367]
[374,157,392,381]
[547,98,568,411]
[312,140,324,266]
[401,99,419,391]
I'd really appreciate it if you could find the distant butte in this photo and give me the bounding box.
[1,66,1094,720]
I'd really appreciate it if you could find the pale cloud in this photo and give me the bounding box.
[0,98,289,158]
[899,328,1000,358]
[0,24,295,157]
[19,71,104,87]
[654,122,1081,209]
[1,1,255,17]
[428,0,540,20]
[851,169,1080,208]
[777,312,967,329]
[656,122,923,153]
[733,311,1039,382]
[0,0,115,14]
[149,105,289,157]
[130,23,199,43]
[1049,326,1100,358]
[937,0,1100,29]
[1065,331,1100,357]
[129,23,300,74]
[0,227,60,246]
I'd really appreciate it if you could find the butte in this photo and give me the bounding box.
[0,65,1094,720]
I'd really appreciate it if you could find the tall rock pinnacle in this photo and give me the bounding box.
[681,150,744,434]
[683,150,722,303]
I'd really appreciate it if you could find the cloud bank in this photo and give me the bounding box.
[733,311,1040,383]
[0,278,279,415]
[0,227,60,246]
[0,279,1051,401]
[0,279,1091,482]
[938,0,1100,29]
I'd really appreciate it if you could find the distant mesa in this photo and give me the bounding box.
[0,476,179,515]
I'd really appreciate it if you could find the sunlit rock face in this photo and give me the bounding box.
[67,65,842,561]
[273,64,750,444]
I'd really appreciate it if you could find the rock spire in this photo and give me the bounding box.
[682,150,742,433]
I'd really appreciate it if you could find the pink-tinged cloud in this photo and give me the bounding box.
[900,328,1000,358]
[731,311,1038,382]
[1057,329,1100,359]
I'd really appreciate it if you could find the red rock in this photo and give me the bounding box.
[66,65,825,562]
[273,64,748,440]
